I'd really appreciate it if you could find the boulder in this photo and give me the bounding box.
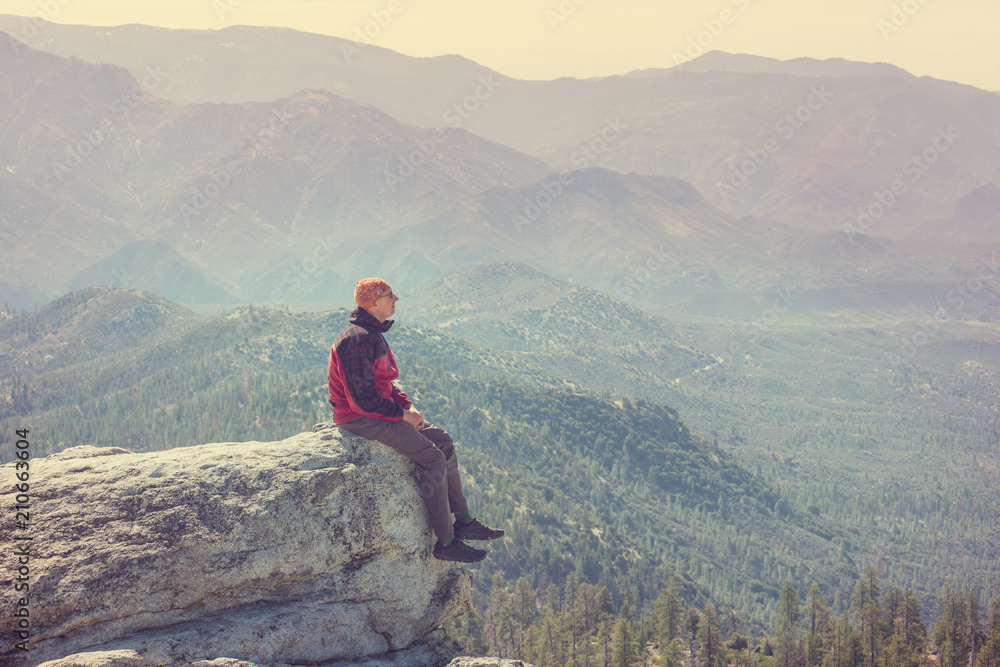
[0,422,486,666]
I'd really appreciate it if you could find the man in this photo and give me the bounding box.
[328,277,503,563]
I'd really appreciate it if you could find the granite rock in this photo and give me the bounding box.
[1,423,479,666]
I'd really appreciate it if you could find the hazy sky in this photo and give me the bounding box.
[14,0,1000,90]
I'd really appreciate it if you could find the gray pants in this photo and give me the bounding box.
[339,417,469,540]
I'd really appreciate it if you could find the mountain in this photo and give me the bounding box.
[0,160,133,313]
[0,286,199,378]
[3,272,998,625]
[626,51,919,81]
[912,183,1000,243]
[65,240,232,303]
[402,260,716,391]
[397,262,1000,617]
[0,286,868,633]
[6,19,999,236]
[397,170,995,312]
[13,34,978,312]
[4,25,999,316]
[0,37,552,306]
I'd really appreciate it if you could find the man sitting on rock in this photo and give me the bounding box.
[328,277,504,563]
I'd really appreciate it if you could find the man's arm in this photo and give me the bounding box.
[336,332,405,420]
[390,385,412,409]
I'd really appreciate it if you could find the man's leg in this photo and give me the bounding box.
[339,417,454,540]
[417,424,469,517]
[421,423,503,541]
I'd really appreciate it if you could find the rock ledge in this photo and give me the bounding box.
[0,423,499,666]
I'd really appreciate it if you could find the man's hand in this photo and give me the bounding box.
[402,405,425,429]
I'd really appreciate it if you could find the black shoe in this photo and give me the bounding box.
[453,517,505,541]
[433,538,488,563]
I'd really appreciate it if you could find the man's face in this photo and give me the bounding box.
[368,288,398,322]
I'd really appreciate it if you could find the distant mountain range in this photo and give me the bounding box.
[4,17,998,234]
[0,18,998,314]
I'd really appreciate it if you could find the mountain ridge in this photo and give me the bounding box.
[4,19,998,237]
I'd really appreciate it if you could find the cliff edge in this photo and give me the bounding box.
[0,422,512,666]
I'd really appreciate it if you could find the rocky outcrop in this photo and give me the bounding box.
[0,423,500,667]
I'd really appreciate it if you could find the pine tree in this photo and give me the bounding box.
[613,616,639,667]
[827,611,860,667]
[974,598,1000,667]
[597,586,616,622]
[884,588,907,646]
[970,592,985,667]
[654,578,684,651]
[659,637,684,667]
[484,573,507,657]
[514,576,537,643]
[599,617,614,667]
[777,580,802,667]
[686,607,701,667]
[699,601,726,667]
[935,585,971,667]
[852,567,884,667]
[881,589,927,667]
[805,583,832,667]
[464,605,487,655]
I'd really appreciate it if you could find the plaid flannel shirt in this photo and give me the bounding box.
[327,308,411,423]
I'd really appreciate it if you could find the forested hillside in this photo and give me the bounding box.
[2,288,997,650]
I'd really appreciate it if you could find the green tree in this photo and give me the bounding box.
[513,576,536,656]
[974,598,1000,667]
[853,567,884,667]
[686,608,701,667]
[660,638,683,667]
[598,617,614,667]
[827,612,860,667]
[654,578,684,651]
[806,583,832,667]
[485,573,510,657]
[777,580,802,667]
[613,616,639,667]
[597,586,616,622]
[935,585,970,667]
[970,592,985,667]
[699,601,727,667]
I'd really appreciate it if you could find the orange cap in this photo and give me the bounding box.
[354,278,394,309]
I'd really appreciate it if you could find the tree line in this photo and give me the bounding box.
[447,566,1000,667]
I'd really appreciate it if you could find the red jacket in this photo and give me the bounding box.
[327,308,411,424]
